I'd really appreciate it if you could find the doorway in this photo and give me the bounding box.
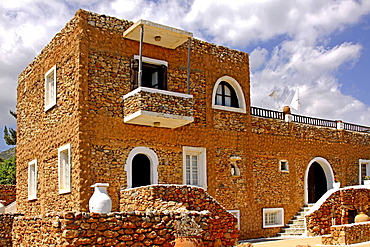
[307,162,327,203]
[132,154,151,188]
[305,157,334,204]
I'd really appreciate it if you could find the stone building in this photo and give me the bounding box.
[16,9,370,240]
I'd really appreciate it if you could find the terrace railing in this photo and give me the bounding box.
[251,106,370,133]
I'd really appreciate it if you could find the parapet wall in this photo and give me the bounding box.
[306,187,370,236]
[11,211,214,247]
[120,185,239,246]
[0,185,16,206]
[322,222,370,245]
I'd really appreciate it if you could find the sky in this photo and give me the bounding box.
[1,0,370,152]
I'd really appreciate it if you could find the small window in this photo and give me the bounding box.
[183,147,207,189]
[58,144,71,194]
[45,65,57,111]
[359,159,370,185]
[28,159,38,200]
[263,208,284,228]
[280,160,289,172]
[131,57,168,90]
[228,210,240,229]
[216,81,239,108]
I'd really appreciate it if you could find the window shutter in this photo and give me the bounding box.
[131,59,139,90]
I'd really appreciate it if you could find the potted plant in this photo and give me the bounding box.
[363,176,370,185]
[174,213,204,247]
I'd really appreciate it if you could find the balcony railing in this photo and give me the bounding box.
[251,106,370,133]
[123,87,194,128]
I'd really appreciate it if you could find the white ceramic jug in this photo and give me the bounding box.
[89,183,112,214]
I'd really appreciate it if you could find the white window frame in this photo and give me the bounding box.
[279,160,289,172]
[183,146,207,189]
[28,159,38,200]
[228,210,240,229]
[44,65,57,111]
[359,159,370,185]
[211,76,246,113]
[263,208,284,228]
[58,143,71,194]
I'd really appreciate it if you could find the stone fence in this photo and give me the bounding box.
[306,187,370,236]
[0,185,16,206]
[322,222,370,245]
[11,210,216,246]
[120,184,239,246]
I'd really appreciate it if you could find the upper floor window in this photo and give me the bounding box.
[359,159,370,185]
[28,159,38,200]
[45,65,57,111]
[58,143,71,194]
[211,76,246,113]
[131,56,168,90]
[216,81,239,107]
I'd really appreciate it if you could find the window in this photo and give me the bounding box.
[279,160,289,172]
[216,82,239,108]
[58,144,71,194]
[228,210,240,229]
[45,65,57,111]
[28,159,37,200]
[183,147,207,189]
[359,159,370,185]
[131,56,168,90]
[211,76,246,113]
[263,208,284,228]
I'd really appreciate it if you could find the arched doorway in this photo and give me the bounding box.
[305,157,334,204]
[125,147,158,189]
[307,162,327,203]
[132,154,151,188]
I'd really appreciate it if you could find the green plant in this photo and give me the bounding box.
[0,156,16,185]
[363,176,370,180]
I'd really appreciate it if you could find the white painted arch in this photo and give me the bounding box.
[304,157,334,204]
[211,75,247,113]
[124,147,159,189]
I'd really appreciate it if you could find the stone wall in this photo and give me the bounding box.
[120,185,239,247]
[322,222,370,245]
[306,187,370,236]
[0,214,22,247]
[0,185,16,206]
[11,210,225,247]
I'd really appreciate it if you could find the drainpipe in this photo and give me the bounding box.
[139,24,144,87]
[187,37,191,94]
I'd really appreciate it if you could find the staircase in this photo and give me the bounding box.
[277,204,314,237]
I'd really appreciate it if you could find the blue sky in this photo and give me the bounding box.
[1,0,370,152]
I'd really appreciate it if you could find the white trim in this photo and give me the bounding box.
[123,86,193,100]
[304,157,334,204]
[262,208,284,228]
[211,76,246,113]
[359,159,370,185]
[44,65,57,111]
[125,147,159,189]
[28,159,38,200]
[58,143,71,194]
[228,210,240,229]
[134,55,168,66]
[182,146,207,190]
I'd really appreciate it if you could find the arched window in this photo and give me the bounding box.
[215,81,239,108]
[211,76,246,113]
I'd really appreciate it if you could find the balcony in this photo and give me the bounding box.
[123,87,194,128]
